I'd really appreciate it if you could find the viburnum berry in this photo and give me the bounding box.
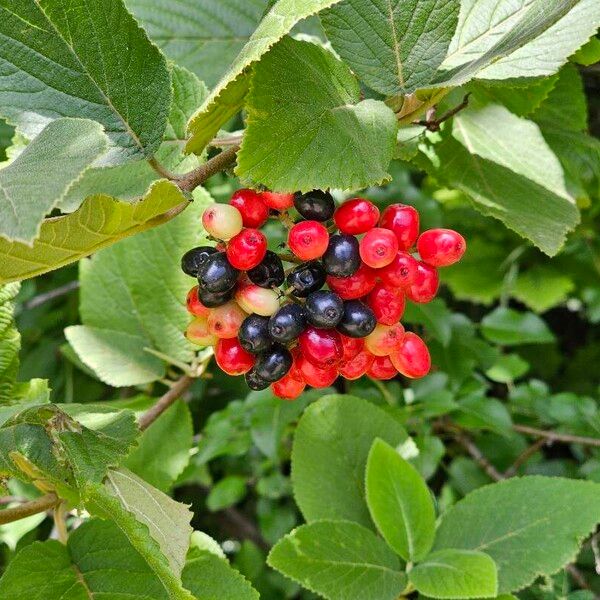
[390,332,431,378]
[230,188,269,228]
[207,301,247,339]
[215,338,255,375]
[197,252,239,293]
[334,198,380,235]
[299,326,343,367]
[379,251,419,289]
[322,234,360,277]
[202,204,244,241]
[186,316,218,347]
[248,251,284,288]
[379,203,420,250]
[197,286,234,308]
[305,290,344,329]
[269,303,306,344]
[186,286,210,317]
[339,334,364,361]
[181,246,218,277]
[367,355,398,380]
[336,300,377,338]
[260,191,295,210]
[406,261,439,303]
[288,221,329,261]
[297,354,338,388]
[359,228,399,269]
[327,263,377,300]
[272,372,306,400]
[254,344,293,383]
[238,314,272,354]
[338,350,374,380]
[287,261,326,297]
[245,368,270,391]
[417,228,466,267]
[226,228,268,271]
[364,323,405,356]
[367,283,406,326]
[235,284,280,316]
[294,190,335,221]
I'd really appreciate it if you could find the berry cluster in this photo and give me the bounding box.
[181,188,465,400]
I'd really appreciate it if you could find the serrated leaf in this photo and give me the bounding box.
[268,520,406,600]
[0,180,188,284]
[571,36,600,66]
[513,265,575,313]
[0,0,171,164]
[408,549,498,599]
[366,438,436,562]
[0,119,108,244]
[186,0,344,154]
[291,394,408,528]
[237,37,397,192]
[321,0,459,95]
[434,477,600,593]
[481,307,555,345]
[0,283,22,405]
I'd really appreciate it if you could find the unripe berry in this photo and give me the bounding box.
[334,198,380,234]
[297,354,338,388]
[202,204,243,240]
[235,284,280,316]
[417,228,466,267]
[390,332,431,378]
[288,221,329,261]
[367,355,398,380]
[406,262,439,303]
[338,350,374,380]
[359,228,399,268]
[260,191,295,210]
[230,188,269,228]
[367,283,406,326]
[340,334,364,361]
[226,228,268,271]
[207,301,246,339]
[327,263,377,300]
[215,338,255,375]
[364,323,405,356]
[186,286,210,317]
[186,317,218,346]
[379,204,420,250]
[299,326,343,367]
[272,373,306,400]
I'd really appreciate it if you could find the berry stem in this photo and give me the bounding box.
[177,145,241,192]
[276,252,303,264]
[278,211,296,229]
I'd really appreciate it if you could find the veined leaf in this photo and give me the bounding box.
[481,307,554,345]
[0,284,22,405]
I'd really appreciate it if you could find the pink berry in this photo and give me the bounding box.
[365,323,405,357]
[186,286,210,317]
[380,204,420,250]
[417,228,466,267]
[299,326,343,367]
[272,373,306,400]
[288,221,329,261]
[390,332,431,378]
[406,262,439,303]
[297,354,338,388]
[215,338,255,375]
[235,284,280,316]
[367,283,406,326]
[359,228,399,268]
[202,204,243,241]
[338,350,374,380]
[207,301,247,339]
[186,317,218,346]
[367,355,398,380]
[379,251,419,289]
[340,335,364,361]
[327,264,377,300]
[230,189,269,228]
[227,228,267,271]
[260,191,295,210]
[334,198,380,235]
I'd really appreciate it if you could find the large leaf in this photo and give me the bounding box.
[481,307,555,345]
[291,394,408,528]
[434,477,600,593]
[0,284,23,404]
[0,0,171,164]
[268,520,407,600]
[321,0,459,95]
[0,118,107,244]
[237,37,397,192]
[0,180,188,284]
[185,0,344,154]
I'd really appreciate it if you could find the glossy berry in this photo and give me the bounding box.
[390,332,431,378]
[334,198,379,234]
[367,283,406,326]
[299,326,343,367]
[365,323,405,357]
[367,356,397,380]
[294,190,335,221]
[379,204,420,250]
[336,300,377,338]
[417,228,466,267]
[198,253,239,293]
[181,246,218,277]
[207,301,246,339]
[245,368,270,391]
[359,227,399,269]
[338,350,374,380]
[305,291,344,329]
[287,262,326,298]
[248,251,284,288]
[186,286,210,317]
[238,314,272,354]
[322,234,360,277]
[340,334,364,361]
[215,338,255,375]
[260,191,295,210]
[288,221,329,261]
[202,204,243,241]
[297,355,338,388]
[197,286,234,308]
[269,304,306,344]
[254,344,293,383]
[226,228,267,271]
[235,284,280,316]
[406,262,439,303]
[186,317,218,347]
[327,264,377,300]
[379,251,419,289]
[230,188,269,228]
[272,373,306,400]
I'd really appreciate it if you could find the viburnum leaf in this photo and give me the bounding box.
[0,284,24,404]
[0,0,171,164]
[434,477,600,593]
[321,0,460,95]
[237,37,397,192]
[268,520,406,600]
[481,307,554,345]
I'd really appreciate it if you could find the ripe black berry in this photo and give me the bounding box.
[197,252,239,293]
[238,314,272,354]
[337,300,377,338]
[254,344,293,382]
[294,190,335,221]
[181,246,218,277]
[286,261,326,298]
[269,303,306,343]
[245,368,270,391]
[248,250,285,288]
[322,234,360,277]
[305,291,344,329]
[197,287,234,308]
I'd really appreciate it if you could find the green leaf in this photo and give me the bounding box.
[481,307,555,345]
[455,394,513,435]
[291,394,408,528]
[0,284,23,404]
[0,0,171,164]
[0,119,108,244]
[365,438,436,562]
[237,37,397,192]
[513,265,575,313]
[434,476,600,593]
[571,36,600,66]
[403,299,453,346]
[408,549,498,599]
[485,354,530,383]
[185,0,344,154]
[0,179,188,284]
[207,475,248,511]
[268,520,406,600]
[321,0,459,95]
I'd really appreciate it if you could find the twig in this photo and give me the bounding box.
[177,145,240,192]
[148,157,181,181]
[450,428,504,482]
[503,438,546,477]
[591,532,600,575]
[54,502,69,544]
[209,134,244,148]
[24,281,79,310]
[369,377,395,406]
[414,93,471,132]
[513,425,600,447]
[566,564,591,590]
[139,375,195,431]
[0,493,57,525]
[0,496,27,505]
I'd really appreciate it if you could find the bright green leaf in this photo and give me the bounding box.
[481,307,555,345]
[513,265,575,313]
[207,476,248,512]
[403,299,453,346]
[571,36,600,66]
[485,354,530,383]
[455,394,513,435]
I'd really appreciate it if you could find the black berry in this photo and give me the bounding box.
[238,314,272,354]
[294,190,335,221]
[254,344,293,382]
[322,234,360,277]
[286,261,326,298]
[337,300,377,338]
[269,303,306,343]
[305,291,344,329]
[197,287,234,308]
[197,252,239,293]
[181,246,218,277]
[245,368,271,391]
[248,250,285,288]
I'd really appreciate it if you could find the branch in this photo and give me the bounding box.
[139,375,195,431]
[24,281,79,310]
[513,424,600,447]
[451,429,504,482]
[0,493,57,525]
[503,437,546,478]
[177,145,240,192]
[414,93,471,132]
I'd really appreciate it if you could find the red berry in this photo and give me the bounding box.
[327,264,377,300]
[186,286,210,317]
[297,354,338,388]
[272,373,306,400]
[367,283,406,326]
[227,228,267,271]
[260,191,295,210]
[207,301,247,339]
[390,332,431,378]
[338,350,374,380]
[202,204,243,240]
[367,355,398,380]
[406,262,439,303]
[235,284,280,316]
[186,317,218,346]
[379,251,419,289]
[298,326,343,367]
[230,189,269,228]
[365,323,405,357]
[359,228,399,268]
[417,228,466,267]
[288,221,329,261]
[340,334,364,361]
[334,198,380,235]
[215,338,255,375]
[380,204,420,250]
